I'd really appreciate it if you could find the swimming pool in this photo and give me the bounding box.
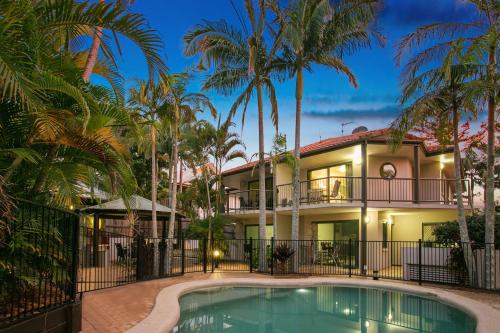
[174,286,476,333]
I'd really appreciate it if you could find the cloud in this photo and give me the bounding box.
[304,106,401,122]
[304,93,398,106]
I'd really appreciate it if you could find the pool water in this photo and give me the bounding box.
[174,286,476,333]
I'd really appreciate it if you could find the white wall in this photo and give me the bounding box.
[391,210,458,241]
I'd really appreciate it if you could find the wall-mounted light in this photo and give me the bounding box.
[353,146,362,165]
[440,162,445,170]
[364,215,371,224]
[365,321,371,328]
[339,164,346,173]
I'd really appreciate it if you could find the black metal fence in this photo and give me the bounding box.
[5,200,494,329]
[76,230,498,292]
[0,199,79,327]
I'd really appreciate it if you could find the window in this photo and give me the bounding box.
[422,222,447,245]
[245,225,273,240]
[380,162,397,179]
[308,163,352,201]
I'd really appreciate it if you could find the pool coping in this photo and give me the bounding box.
[126,277,500,333]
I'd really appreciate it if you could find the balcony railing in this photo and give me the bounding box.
[274,177,470,207]
[225,189,273,213]
[276,176,362,207]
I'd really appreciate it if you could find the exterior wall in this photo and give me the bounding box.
[368,156,412,178]
[421,161,441,178]
[391,210,458,241]
[276,163,293,186]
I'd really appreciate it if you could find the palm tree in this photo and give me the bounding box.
[390,64,479,283]
[161,73,216,272]
[393,0,498,288]
[128,78,172,276]
[181,120,217,239]
[80,0,164,82]
[185,0,282,271]
[273,0,383,250]
[211,115,247,214]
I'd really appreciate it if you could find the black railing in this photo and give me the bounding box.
[0,199,79,327]
[77,233,498,291]
[225,189,273,212]
[274,177,470,207]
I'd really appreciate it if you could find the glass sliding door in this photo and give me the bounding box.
[308,163,352,203]
[316,221,359,267]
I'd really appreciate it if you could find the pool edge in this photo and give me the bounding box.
[125,277,499,333]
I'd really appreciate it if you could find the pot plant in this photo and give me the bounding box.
[273,243,295,275]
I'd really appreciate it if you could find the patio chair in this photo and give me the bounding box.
[239,197,247,210]
[115,243,127,262]
[330,180,341,200]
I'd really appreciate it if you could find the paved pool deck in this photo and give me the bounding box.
[82,272,500,333]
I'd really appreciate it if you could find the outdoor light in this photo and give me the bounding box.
[297,288,309,293]
[213,249,220,268]
[353,146,362,165]
[343,308,351,315]
[440,162,445,170]
[339,164,346,173]
[365,321,370,328]
[364,215,370,224]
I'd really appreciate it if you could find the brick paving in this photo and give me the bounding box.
[82,272,500,333]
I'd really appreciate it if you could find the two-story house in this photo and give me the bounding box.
[222,127,471,247]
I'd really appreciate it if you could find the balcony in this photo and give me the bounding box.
[225,189,273,213]
[275,176,470,208]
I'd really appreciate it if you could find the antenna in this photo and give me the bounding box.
[341,121,354,136]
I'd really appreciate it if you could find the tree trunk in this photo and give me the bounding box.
[256,83,267,271]
[3,156,24,182]
[82,0,105,82]
[205,173,212,240]
[167,110,179,274]
[150,124,159,276]
[291,65,303,272]
[31,145,58,194]
[179,159,183,193]
[452,99,474,285]
[485,44,497,290]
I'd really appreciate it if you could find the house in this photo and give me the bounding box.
[222,127,471,243]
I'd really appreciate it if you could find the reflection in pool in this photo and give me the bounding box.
[173,286,475,333]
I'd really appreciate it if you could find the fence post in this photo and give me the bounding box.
[418,239,422,285]
[211,238,215,273]
[202,238,207,274]
[348,238,352,278]
[270,237,275,275]
[70,214,80,299]
[181,233,185,275]
[249,237,253,273]
[136,233,144,281]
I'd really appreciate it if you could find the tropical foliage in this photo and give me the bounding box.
[391,0,498,289]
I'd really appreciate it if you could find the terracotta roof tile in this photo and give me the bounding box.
[222,128,433,175]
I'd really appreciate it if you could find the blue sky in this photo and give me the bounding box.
[106,0,475,168]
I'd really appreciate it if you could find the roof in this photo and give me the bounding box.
[81,195,174,215]
[222,128,451,176]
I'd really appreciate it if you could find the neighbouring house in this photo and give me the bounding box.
[221,127,479,280]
